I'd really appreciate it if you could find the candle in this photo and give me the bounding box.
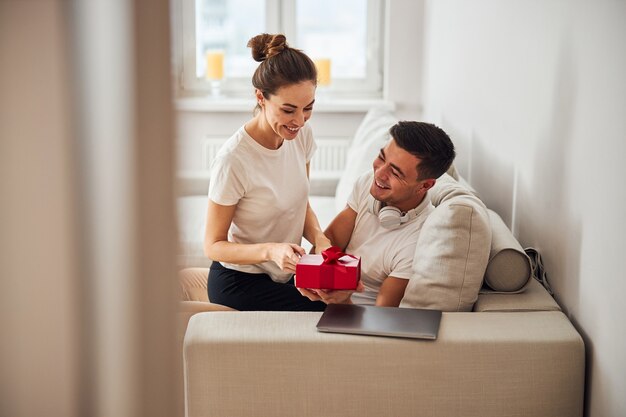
[205,50,224,80]
[314,58,331,86]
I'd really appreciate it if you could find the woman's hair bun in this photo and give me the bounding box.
[247,33,288,62]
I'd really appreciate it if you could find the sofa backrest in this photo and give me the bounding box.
[341,108,533,311]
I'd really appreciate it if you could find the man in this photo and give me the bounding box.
[299,121,456,306]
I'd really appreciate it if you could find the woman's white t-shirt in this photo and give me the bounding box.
[208,124,316,283]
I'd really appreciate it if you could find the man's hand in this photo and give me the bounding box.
[267,243,305,273]
[297,281,365,304]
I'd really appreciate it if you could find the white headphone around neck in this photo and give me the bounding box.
[369,198,421,230]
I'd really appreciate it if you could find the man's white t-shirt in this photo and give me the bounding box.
[208,124,316,283]
[346,171,433,305]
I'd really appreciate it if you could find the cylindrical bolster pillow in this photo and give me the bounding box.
[484,209,531,292]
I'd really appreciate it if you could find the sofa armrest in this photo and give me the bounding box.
[474,278,560,312]
[184,311,584,417]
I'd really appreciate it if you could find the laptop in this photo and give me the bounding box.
[316,304,442,340]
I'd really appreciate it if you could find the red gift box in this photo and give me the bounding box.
[295,246,361,290]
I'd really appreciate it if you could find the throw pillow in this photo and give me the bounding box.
[334,107,398,212]
[400,193,491,312]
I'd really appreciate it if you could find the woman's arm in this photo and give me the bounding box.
[204,200,304,273]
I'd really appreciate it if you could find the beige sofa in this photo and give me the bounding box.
[183,292,582,417]
[179,109,584,416]
[181,273,583,417]
[179,195,584,416]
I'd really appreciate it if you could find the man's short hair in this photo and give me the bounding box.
[389,121,456,180]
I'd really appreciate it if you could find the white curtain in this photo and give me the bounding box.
[0,1,179,416]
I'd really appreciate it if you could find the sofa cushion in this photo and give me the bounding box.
[400,190,491,312]
[473,278,560,312]
[334,107,398,213]
[483,209,532,292]
[179,267,211,302]
[179,267,237,311]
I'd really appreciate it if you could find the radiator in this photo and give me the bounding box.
[310,139,350,175]
[202,137,350,176]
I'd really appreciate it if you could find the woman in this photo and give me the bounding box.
[204,33,331,311]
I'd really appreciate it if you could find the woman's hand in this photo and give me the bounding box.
[267,243,305,273]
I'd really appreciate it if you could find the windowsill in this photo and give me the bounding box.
[175,95,395,113]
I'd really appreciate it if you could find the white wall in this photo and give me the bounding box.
[384,0,425,120]
[421,1,626,416]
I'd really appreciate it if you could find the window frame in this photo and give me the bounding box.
[172,0,385,98]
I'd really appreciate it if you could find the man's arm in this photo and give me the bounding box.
[302,276,409,306]
[323,205,357,250]
[375,277,410,307]
[303,201,332,253]
[297,285,362,305]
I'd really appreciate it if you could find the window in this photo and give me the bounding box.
[173,0,385,98]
